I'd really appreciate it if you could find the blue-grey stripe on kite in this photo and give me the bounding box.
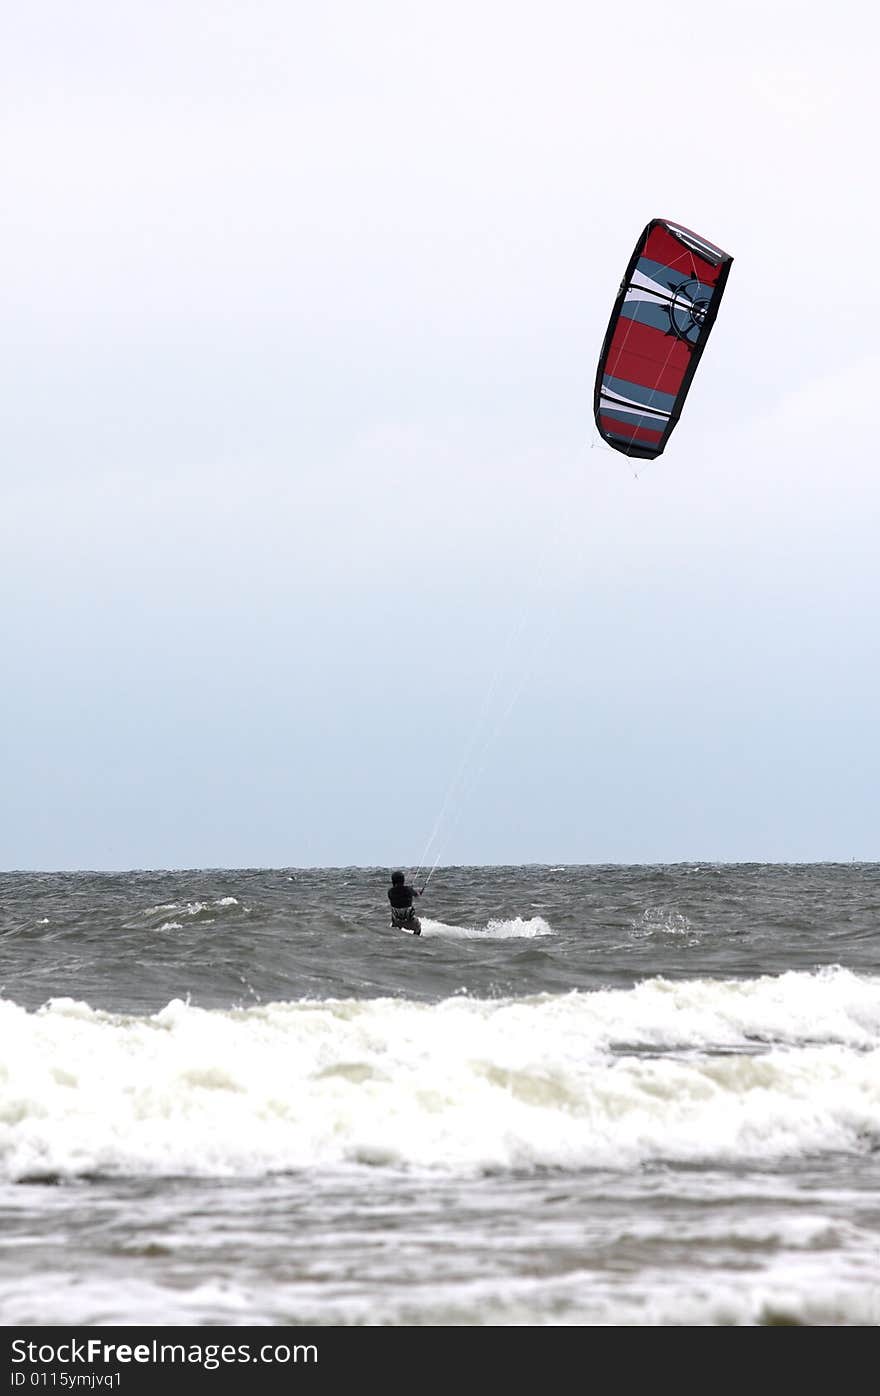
[620,295,706,344]
[632,259,715,304]
[604,423,665,445]
[602,374,676,415]
[619,296,676,337]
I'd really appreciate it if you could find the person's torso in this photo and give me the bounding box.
[388,885,414,907]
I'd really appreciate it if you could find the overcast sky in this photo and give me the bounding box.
[3,1,878,870]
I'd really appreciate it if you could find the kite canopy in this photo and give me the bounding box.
[594,219,733,460]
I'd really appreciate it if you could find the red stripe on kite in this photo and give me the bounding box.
[605,317,691,397]
[598,414,664,446]
[644,224,721,285]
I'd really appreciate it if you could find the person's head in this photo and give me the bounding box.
[391,870,405,885]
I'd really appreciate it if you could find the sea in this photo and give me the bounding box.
[1,862,879,1330]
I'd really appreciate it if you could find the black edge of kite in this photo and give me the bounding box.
[593,218,733,461]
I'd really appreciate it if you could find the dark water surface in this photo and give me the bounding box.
[1,864,878,1325]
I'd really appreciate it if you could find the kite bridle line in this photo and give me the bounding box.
[417,852,441,895]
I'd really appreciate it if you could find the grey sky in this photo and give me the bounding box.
[3,1,878,869]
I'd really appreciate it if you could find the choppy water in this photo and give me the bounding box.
[1,863,879,1326]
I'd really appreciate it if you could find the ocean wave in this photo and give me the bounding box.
[2,968,879,1183]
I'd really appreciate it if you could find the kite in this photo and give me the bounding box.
[594,219,733,459]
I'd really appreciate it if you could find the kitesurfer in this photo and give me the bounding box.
[388,871,422,935]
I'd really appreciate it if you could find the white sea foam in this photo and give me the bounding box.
[419,915,552,940]
[4,1260,879,1328]
[1,1251,875,1328]
[142,897,239,918]
[633,906,695,936]
[1,968,879,1183]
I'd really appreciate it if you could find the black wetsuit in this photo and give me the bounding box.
[388,882,421,935]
